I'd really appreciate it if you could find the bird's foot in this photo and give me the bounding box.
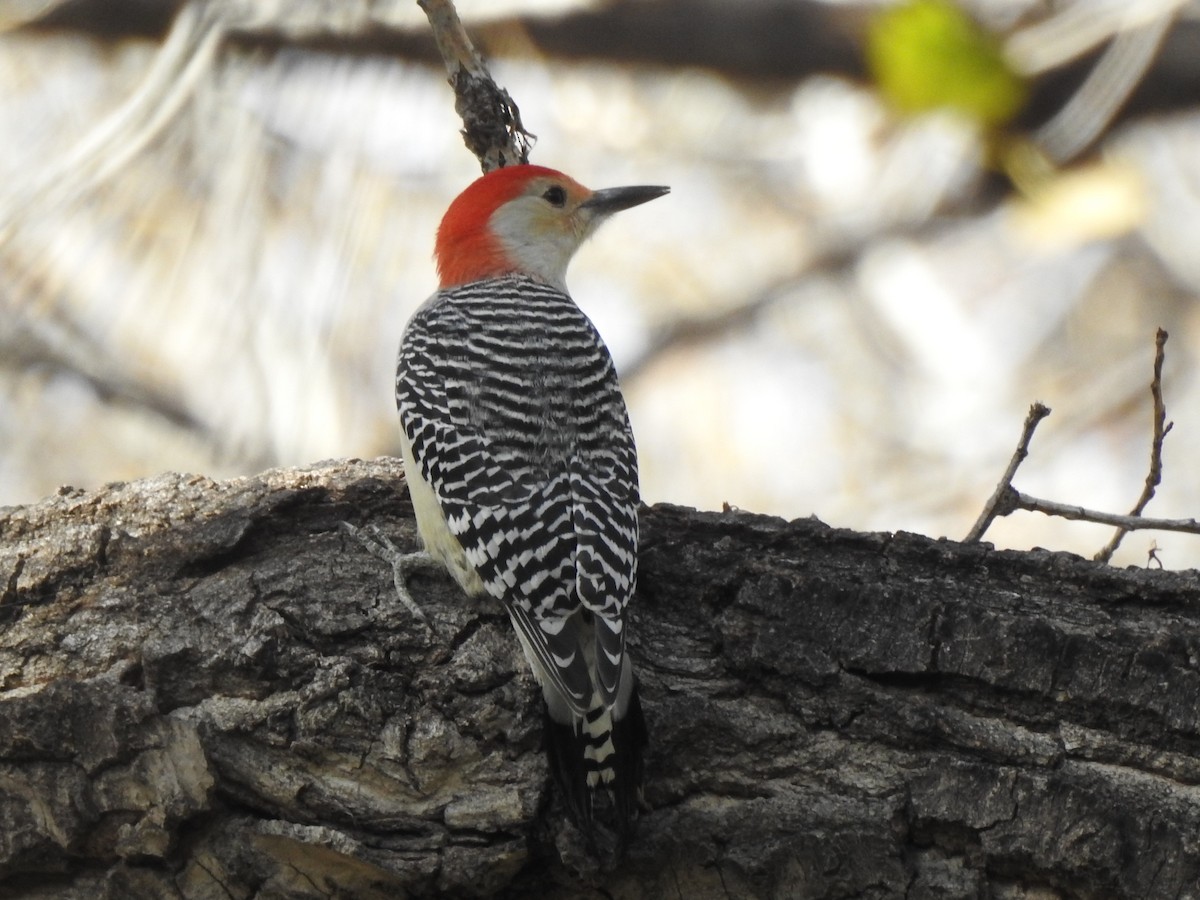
[341,522,438,627]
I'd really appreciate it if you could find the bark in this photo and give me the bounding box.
[1,458,1199,899]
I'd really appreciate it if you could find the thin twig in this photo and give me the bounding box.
[1013,492,1200,536]
[1094,328,1174,562]
[964,403,1052,542]
[966,331,1198,552]
[1148,541,1163,568]
[418,0,534,172]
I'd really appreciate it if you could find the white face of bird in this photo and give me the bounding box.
[487,175,669,291]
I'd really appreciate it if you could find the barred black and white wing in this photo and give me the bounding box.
[395,275,642,820]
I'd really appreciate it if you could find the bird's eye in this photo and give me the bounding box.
[543,186,567,207]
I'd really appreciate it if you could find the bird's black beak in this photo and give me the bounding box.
[580,184,670,215]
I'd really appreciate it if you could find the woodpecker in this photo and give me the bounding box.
[393,164,667,840]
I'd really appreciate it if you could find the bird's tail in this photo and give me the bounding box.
[543,679,647,842]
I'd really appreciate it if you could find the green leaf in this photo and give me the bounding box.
[867,0,1026,127]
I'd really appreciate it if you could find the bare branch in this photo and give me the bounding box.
[1095,328,1174,562]
[1013,491,1200,536]
[7,459,1200,897]
[418,0,533,172]
[964,402,1052,542]
[968,330,1199,552]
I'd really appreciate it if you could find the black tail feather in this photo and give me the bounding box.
[543,680,647,845]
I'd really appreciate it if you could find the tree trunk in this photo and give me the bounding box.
[1,459,1198,899]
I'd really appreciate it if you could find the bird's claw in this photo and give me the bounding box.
[341,521,437,628]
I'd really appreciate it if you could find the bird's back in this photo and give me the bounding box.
[396,273,644,838]
[397,274,639,606]
[405,275,635,477]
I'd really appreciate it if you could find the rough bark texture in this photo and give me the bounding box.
[1,459,1199,899]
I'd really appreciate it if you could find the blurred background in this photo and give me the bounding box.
[2,0,1199,567]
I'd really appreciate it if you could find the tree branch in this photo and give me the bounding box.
[964,402,1051,542]
[3,460,1200,897]
[418,0,533,172]
[1013,490,1200,536]
[1095,327,1174,562]
[967,329,1196,555]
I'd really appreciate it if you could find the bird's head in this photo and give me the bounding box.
[435,164,669,290]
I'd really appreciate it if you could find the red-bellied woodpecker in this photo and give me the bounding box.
[384,164,667,841]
